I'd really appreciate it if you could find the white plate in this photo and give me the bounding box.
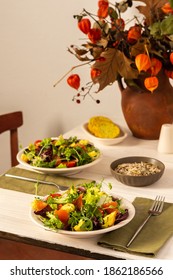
[30,194,135,238]
[17,148,102,176]
[82,123,128,146]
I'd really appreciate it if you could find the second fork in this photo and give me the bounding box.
[5,173,69,191]
[126,195,165,247]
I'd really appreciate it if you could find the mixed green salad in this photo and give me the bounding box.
[32,181,129,231]
[21,135,100,168]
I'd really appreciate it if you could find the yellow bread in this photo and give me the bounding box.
[88,116,120,138]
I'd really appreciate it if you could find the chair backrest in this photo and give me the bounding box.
[0,111,23,166]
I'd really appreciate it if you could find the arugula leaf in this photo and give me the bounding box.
[22,136,100,169]
[39,212,64,230]
[32,181,129,232]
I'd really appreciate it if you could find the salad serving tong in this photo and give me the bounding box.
[126,195,165,247]
[5,173,69,191]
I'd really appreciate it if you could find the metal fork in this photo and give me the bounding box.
[126,195,165,247]
[5,174,69,191]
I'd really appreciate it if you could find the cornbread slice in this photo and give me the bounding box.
[88,116,120,138]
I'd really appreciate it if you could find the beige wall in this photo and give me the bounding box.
[0,0,126,173]
[2,1,167,174]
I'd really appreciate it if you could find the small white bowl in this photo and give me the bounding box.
[82,123,128,146]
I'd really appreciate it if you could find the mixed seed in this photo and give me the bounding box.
[115,162,161,176]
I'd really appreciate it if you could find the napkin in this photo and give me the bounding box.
[0,167,94,196]
[98,197,173,256]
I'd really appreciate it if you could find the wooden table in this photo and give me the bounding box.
[1,123,173,260]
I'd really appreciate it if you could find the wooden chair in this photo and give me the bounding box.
[0,111,23,166]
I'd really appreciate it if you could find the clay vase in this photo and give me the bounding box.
[118,72,173,140]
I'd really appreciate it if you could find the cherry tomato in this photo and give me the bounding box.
[50,193,62,198]
[98,207,104,216]
[102,201,118,214]
[34,140,42,148]
[46,193,62,201]
[73,193,83,210]
[65,160,77,168]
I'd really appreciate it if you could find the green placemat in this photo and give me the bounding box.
[98,197,173,257]
[0,167,94,196]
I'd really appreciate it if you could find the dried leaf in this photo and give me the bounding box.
[68,46,89,56]
[72,48,88,56]
[91,47,104,59]
[75,54,91,62]
[91,49,119,91]
[130,39,151,57]
[91,48,138,91]
[116,51,139,80]
[68,47,91,62]
[97,38,108,48]
[133,0,168,25]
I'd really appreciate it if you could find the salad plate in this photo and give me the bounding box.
[82,123,128,146]
[17,149,102,175]
[30,182,135,238]
[17,136,101,175]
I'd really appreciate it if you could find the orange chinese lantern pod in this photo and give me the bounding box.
[148,58,162,76]
[78,18,91,35]
[67,74,80,90]
[135,54,151,73]
[127,25,141,44]
[144,76,159,93]
[88,28,102,44]
[170,52,173,65]
[165,69,173,79]
[115,18,125,31]
[161,3,173,15]
[91,68,102,80]
[98,0,108,7]
[97,0,109,19]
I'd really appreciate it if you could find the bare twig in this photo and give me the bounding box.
[53,62,90,87]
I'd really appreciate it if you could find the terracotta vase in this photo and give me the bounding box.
[118,72,173,140]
